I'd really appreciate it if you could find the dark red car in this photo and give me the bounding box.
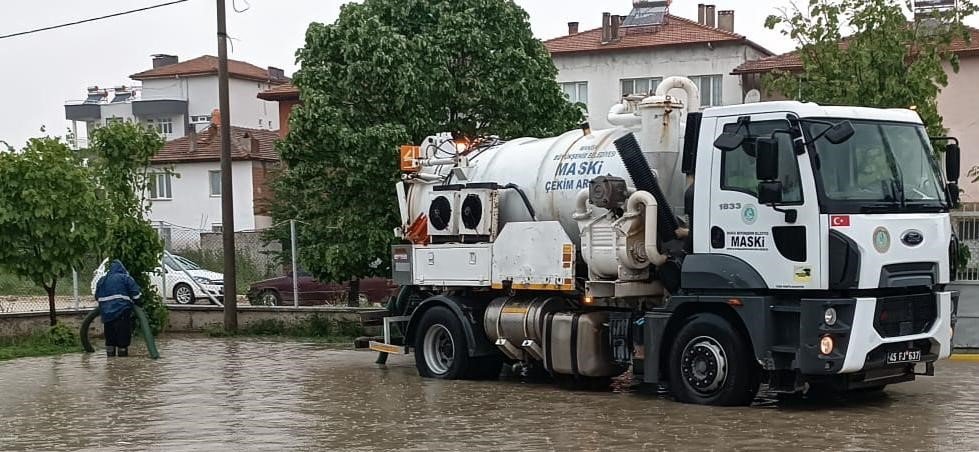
[247,272,397,306]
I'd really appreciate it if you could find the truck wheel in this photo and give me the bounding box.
[668,313,760,406]
[414,306,471,379]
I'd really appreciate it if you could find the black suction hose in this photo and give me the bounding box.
[502,183,537,221]
[81,305,160,359]
[613,133,679,243]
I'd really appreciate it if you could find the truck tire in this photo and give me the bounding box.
[414,306,472,379]
[668,313,760,406]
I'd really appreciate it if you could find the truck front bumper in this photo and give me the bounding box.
[799,291,954,376]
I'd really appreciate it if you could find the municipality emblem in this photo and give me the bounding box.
[873,227,891,254]
[742,204,758,225]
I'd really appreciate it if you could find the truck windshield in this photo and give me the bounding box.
[807,120,948,213]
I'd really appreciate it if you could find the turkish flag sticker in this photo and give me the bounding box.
[831,215,851,227]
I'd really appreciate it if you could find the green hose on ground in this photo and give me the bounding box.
[80,305,160,359]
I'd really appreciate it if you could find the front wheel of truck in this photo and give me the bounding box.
[668,313,760,406]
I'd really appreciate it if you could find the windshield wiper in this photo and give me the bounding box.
[902,202,947,213]
[860,203,901,213]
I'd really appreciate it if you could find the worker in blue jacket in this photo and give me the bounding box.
[94,260,142,357]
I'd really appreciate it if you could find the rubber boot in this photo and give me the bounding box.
[117,348,129,357]
[106,346,116,357]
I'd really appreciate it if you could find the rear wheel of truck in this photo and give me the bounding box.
[668,313,760,406]
[415,306,472,379]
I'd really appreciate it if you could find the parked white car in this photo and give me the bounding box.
[91,255,225,305]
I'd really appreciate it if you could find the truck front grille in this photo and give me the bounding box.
[874,294,937,338]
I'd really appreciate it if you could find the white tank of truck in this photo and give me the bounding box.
[400,77,700,246]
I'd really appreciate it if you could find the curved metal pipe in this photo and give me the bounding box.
[655,76,701,113]
[626,191,668,267]
[607,102,642,128]
[573,188,592,220]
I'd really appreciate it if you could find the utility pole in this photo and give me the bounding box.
[217,0,237,332]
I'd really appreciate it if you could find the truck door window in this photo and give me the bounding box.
[720,120,803,203]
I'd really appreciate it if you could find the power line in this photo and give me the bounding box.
[0,0,192,41]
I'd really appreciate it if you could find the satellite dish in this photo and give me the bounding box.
[744,89,761,104]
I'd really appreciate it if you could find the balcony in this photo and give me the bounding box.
[132,98,188,118]
[64,102,102,122]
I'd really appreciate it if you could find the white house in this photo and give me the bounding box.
[544,2,772,129]
[146,115,279,248]
[65,54,287,148]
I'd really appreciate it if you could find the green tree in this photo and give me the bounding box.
[765,0,976,137]
[89,122,169,334]
[0,139,106,325]
[272,0,582,296]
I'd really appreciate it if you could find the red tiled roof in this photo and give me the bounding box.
[131,55,289,83]
[544,14,772,56]
[734,27,979,74]
[257,83,299,101]
[151,126,280,164]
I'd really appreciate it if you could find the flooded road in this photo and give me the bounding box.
[1,337,977,451]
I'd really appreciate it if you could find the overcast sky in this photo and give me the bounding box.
[1,0,975,148]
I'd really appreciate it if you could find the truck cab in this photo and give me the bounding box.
[664,102,960,399]
[374,79,960,406]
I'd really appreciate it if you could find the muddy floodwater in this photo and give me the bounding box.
[1,337,977,451]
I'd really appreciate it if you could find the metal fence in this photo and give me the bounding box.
[953,203,979,282]
[158,221,284,306]
[0,221,287,314]
[0,218,388,315]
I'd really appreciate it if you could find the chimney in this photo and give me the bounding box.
[568,21,579,35]
[698,4,706,25]
[267,66,285,81]
[601,12,612,43]
[211,108,222,129]
[718,10,734,32]
[705,5,717,28]
[152,54,179,68]
[610,15,622,41]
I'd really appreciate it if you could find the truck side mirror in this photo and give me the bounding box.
[714,132,744,152]
[758,181,784,205]
[946,143,961,183]
[825,121,855,144]
[755,138,779,181]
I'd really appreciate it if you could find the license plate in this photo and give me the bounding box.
[887,349,922,364]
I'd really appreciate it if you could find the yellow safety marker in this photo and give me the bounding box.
[950,354,979,362]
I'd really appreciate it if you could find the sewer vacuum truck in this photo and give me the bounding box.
[370,76,961,405]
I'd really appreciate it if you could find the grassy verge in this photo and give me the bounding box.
[0,324,80,361]
[203,314,366,343]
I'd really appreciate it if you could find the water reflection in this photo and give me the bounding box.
[0,337,975,451]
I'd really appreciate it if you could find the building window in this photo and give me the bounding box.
[105,117,123,125]
[209,170,222,196]
[560,81,589,106]
[690,75,724,107]
[720,120,803,203]
[146,118,174,136]
[148,173,172,200]
[211,224,224,233]
[621,77,662,97]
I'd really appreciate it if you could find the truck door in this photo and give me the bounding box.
[708,114,821,289]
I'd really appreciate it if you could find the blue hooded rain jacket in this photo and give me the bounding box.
[95,260,142,323]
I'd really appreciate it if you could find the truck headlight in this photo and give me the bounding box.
[819,335,835,355]
[824,307,838,326]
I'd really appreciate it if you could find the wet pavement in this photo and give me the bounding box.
[0,337,977,451]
